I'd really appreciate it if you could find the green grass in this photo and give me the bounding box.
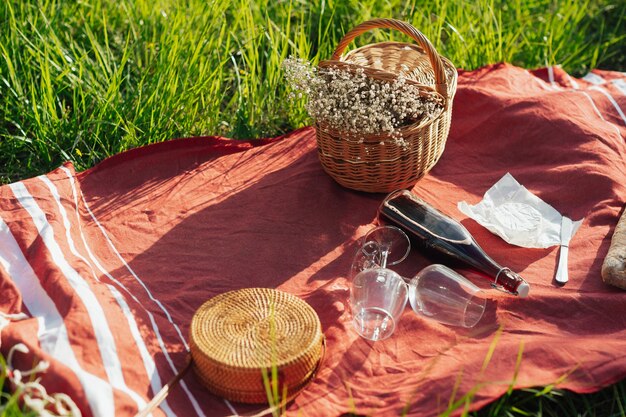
[1,0,626,415]
[1,0,625,183]
[1,353,36,417]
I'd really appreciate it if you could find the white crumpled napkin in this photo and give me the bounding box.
[458,173,582,249]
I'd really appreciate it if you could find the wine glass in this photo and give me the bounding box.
[349,225,410,279]
[350,267,408,341]
[349,226,410,341]
[363,225,411,267]
[408,264,486,328]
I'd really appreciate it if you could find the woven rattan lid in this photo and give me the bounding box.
[189,288,324,404]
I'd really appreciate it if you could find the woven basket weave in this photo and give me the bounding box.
[316,18,458,193]
[189,288,324,404]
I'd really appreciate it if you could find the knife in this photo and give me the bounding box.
[555,216,574,284]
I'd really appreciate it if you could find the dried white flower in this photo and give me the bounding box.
[3,343,82,417]
[282,57,443,146]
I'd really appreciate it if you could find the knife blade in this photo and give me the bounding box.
[555,216,573,284]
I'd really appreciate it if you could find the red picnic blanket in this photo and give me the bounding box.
[0,63,625,417]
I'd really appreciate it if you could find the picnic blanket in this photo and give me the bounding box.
[1,63,625,417]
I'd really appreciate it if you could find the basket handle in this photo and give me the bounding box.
[331,18,448,99]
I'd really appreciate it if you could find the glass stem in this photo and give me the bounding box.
[380,249,389,268]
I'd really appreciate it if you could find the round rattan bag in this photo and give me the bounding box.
[189,288,325,404]
[316,18,458,193]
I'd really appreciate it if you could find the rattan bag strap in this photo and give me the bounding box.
[134,355,192,417]
[331,18,449,99]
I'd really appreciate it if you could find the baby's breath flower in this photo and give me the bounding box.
[4,342,81,417]
[282,56,443,146]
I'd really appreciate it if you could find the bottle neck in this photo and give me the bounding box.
[493,268,529,297]
[461,236,506,276]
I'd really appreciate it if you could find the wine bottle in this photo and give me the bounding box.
[378,189,530,297]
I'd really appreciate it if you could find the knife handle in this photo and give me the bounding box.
[555,244,569,284]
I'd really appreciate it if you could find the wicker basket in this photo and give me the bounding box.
[189,288,324,404]
[315,18,458,193]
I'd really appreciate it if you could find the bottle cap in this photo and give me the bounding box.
[517,281,530,298]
